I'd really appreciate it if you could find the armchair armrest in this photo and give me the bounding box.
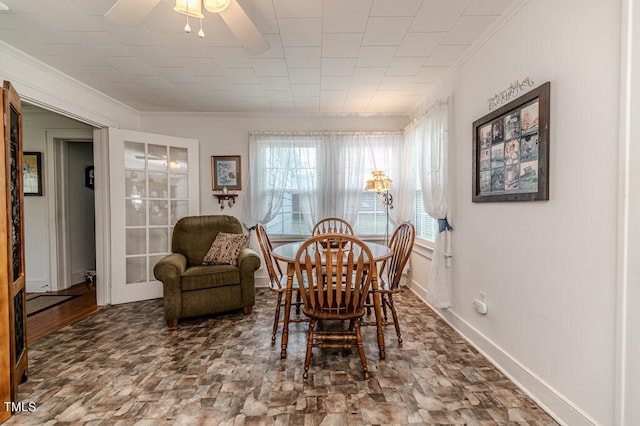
[237,247,261,307]
[238,247,260,271]
[153,253,187,321]
[154,253,187,280]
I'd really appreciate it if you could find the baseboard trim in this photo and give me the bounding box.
[26,280,49,293]
[406,278,597,426]
[255,276,270,288]
[71,271,88,286]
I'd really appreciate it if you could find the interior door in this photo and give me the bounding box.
[109,129,199,305]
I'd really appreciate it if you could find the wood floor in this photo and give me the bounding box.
[26,282,99,343]
[9,288,559,425]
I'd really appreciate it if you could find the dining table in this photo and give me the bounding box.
[271,239,393,360]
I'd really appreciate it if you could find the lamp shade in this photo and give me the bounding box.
[174,0,204,18]
[203,0,231,13]
[365,170,392,193]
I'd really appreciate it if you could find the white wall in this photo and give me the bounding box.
[409,1,622,424]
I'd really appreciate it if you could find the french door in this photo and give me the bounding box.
[109,129,199,304]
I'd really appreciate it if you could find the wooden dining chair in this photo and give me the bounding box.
[255,224,306,344]
[312,218,355,282]
[294,233,375,380]
[361,222,415,346]
[312,217,354,236]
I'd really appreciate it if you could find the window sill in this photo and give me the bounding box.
[412,239,435,260]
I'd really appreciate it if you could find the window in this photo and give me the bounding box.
[265,192,309,235]
[263,144,317,236]
[406,120,439,244]
[250,132,403,236]
[414,188,438,243]
[353,191,390,236]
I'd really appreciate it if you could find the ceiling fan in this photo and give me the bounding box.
[104,0,269,55]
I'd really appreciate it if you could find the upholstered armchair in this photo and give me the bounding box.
[153,215,260,327]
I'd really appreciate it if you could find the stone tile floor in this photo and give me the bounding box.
[7,288,558,425]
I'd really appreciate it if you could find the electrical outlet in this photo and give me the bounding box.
[478,292,486,303]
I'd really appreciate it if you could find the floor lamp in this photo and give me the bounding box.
[365,170,394,245]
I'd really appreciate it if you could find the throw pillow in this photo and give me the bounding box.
[202,232,249,266]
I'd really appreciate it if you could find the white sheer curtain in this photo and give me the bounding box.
[242,133,323,253]
[322,133,369,225]
[419,100,451,308]
[395,128,419,224]
[293,136,325,230]
[245,131,403,235]
[360,134,405,226]
[242,133,293,228]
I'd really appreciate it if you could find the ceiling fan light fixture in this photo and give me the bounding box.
[174,0,204,18]
[203,0,231,13]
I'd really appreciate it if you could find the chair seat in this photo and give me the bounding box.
[303,306,366,321]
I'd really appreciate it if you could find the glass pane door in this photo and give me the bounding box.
[109,129,199,304]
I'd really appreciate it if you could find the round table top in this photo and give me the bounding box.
[272,240,392,263]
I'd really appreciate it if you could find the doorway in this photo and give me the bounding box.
[21,104,106,309]
[24,131,100,341]
[57,139,96,289]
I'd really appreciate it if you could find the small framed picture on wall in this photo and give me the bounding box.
[211,155,242,191]
[23,151,43,196]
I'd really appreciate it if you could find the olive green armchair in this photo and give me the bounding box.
[153,215,260,327]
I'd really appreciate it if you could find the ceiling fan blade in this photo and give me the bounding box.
[105,0,161,25]
[219,0,270,56]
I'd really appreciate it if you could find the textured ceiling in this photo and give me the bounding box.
[0,0,515,114]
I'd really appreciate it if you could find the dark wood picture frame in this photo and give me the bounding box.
[22,151,43,196]
[472,81,550,202]
[211,155,242,191]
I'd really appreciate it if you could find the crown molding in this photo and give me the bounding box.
[0,41,138,128]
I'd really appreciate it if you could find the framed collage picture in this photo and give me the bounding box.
[472,82,550,202]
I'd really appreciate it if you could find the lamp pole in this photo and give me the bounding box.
[380,190,393,245]
[365,170,394,245]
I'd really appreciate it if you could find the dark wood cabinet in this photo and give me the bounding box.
[1,80,27,422]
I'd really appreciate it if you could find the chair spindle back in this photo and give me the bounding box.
[311,217,354,236]
[380,222,415,289]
